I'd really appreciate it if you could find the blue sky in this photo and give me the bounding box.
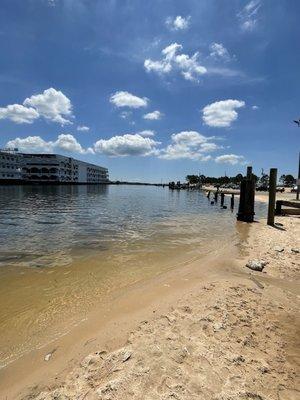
[0,0,299,182]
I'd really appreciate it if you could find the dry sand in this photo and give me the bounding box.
[254,191,297,204]
[7,217,300,400]
[202,185,298,205]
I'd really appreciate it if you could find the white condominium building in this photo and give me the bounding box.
[0,150,109,184]
[0,150,22,180]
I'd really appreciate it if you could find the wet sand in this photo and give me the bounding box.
[2,216,299,399]
[0,228,231,370]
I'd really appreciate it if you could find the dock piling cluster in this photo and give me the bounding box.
[237,166,255,223]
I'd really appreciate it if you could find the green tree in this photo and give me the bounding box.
[233,173,243,184]
[279,174,286,185]
[199,174,206,183]
[186,175,200,184]
[284,174,295,186]
[220,176,230,185]
[259,173,269,187]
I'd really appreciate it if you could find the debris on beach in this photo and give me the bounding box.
[291,248,299,253]
[44,348,57,362]
[274,246,284,252]
[163,314,176,324]
[213,322,225,332]
[44,353,52,362]
[245,259,268,272]
[121,350,132,362]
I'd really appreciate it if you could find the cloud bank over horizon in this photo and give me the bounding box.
[5,129,245,167]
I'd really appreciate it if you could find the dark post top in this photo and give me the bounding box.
[247,166,253,179]
[267,168,277,226]
[237,166,255,223]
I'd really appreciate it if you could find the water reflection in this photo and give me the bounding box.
[0,185,267,367]
[0,185,267,267]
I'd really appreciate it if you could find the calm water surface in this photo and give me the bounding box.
[0,185,266,367]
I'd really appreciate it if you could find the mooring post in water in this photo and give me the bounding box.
[207,190,210,199]
[231,194,234,210]
[220,192,225,207]
[214,191,218,202]
[267,168,277,226]
[237,166,255,222]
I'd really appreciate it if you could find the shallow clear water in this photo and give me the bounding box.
[0,185,267,367]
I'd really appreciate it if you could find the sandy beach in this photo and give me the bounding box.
[1,0,299,398]
[2,213,296,400]
[202,186,297,204]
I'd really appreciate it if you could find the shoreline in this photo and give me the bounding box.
[1,232,239,399]
[1,216,300,399]
[202,185,298,204]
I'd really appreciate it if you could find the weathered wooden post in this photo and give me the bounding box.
[296,152,300,201]
[247,166,252,179]
[275,200,282,216]
[214,191,218,202]
[207,191,211,199]
[267,168,277,226]
[220,193,225,207]
[237,166,255,222]
[231,194,234,210]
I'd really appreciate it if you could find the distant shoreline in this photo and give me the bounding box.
[0,180,166,186]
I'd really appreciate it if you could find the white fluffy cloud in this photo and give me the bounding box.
[77,125,90,132]
[91,130,219,160]
[55,134,92,154]
[209,43,230,61]
[215,154,245,165]
[144,59,172,74]
[238,0,261,31]
[94,134,159,157]
[138,130,156,137]
[159,131,220,161]
[23,88,73,125]
[0,88,73,126]
[202,99,245,128]
[6,136,53,152]
[166,16,191,31]
[0,104,39,124]
[143,110,163,120]
[110,91,148,108]
[144,43,207,82]
[6,134,93,154]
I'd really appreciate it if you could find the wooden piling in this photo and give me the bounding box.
[275,200,300,216]
[220,193,225,207]
[214,191,218,202]
[275,200,282,216]
[237,166,255,222]
[247,166,252,179]
[267,168,277,226]
[230,194,234,209]
[207,191,211,199]
[297,152,300,201]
